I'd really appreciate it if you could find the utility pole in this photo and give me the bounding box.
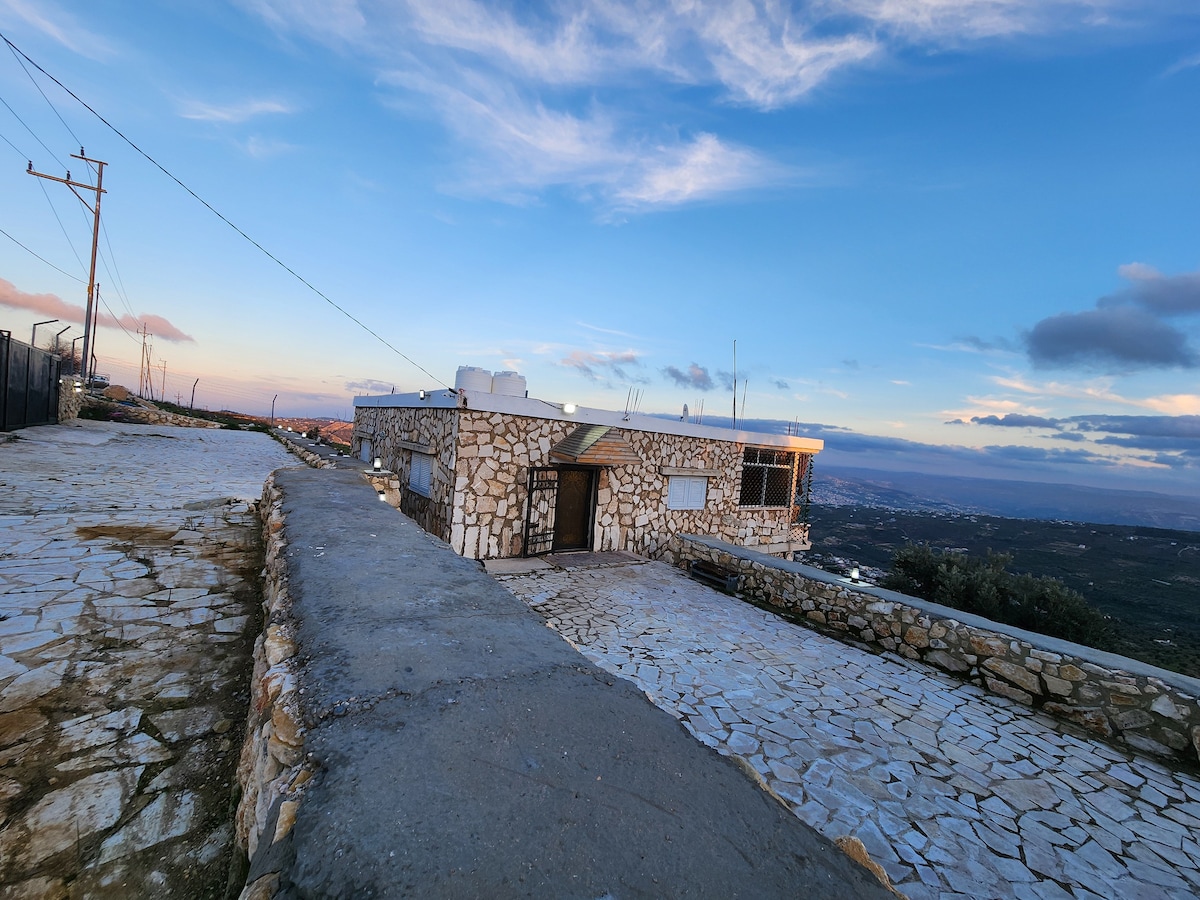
[138,323,152,399]
[27,150,107,386]
[159,361,167,402]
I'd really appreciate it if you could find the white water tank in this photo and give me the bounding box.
[491,370,527,397]
[455,365,493,393]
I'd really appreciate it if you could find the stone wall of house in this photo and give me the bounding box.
[451,410,794,559]
[234,474,313,900]
[677,535,1200,769]
[353,405,459,543]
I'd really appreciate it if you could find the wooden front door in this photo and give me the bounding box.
[553,467,595,551]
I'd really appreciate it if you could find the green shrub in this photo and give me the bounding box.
[884,544,1114,650]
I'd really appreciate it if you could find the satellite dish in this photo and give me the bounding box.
[681,403,689,422]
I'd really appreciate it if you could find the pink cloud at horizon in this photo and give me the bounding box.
[0,277,195,343]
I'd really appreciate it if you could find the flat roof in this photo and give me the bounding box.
[354,390,823,453]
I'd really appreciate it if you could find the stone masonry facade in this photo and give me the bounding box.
[677,535,1200,769]
[354,404,803,560]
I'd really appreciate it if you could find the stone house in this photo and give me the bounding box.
[353,378,823,561]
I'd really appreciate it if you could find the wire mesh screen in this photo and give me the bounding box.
[738,447,796,508]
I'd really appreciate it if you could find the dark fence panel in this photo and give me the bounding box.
[1,331,62,431]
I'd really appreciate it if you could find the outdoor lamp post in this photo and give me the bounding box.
[70,337,83,374]
[31,318,58,346]
[54,325,70,355]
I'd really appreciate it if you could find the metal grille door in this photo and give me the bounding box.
[524,467,559,556]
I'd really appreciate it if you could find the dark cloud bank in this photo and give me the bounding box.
[1021,267,1200,371]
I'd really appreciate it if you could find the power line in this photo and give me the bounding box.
[0,30,451,390]
[98,221,137,320]
[0,125,28,159]
[2,48,139,323]
[96,289,139,344]
[0,223,86,282]
[0,88,65,168]
[4,37,83,150]
[34,176,87,275]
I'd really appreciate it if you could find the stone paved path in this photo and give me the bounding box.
[498,559,1200,900]
[0,421,296,898]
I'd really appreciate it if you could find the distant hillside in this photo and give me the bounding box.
[814,466,1200,533]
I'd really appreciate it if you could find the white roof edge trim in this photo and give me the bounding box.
[354,391,824,453]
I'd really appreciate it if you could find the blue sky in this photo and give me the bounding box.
[1,1,1198,495]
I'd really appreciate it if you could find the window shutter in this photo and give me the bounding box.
[409,452,432,496]
[667,476,687,509]
[668,475,707,510]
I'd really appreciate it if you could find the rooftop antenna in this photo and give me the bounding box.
[741,379,748,424]
[731,339,737,429]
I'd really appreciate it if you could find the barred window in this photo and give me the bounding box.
[738,447,795,507]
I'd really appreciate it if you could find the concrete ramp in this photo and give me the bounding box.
[261,467,892,898]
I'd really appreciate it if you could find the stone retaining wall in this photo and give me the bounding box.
[270,431,336,469]
[234,474,313,900]
[81,395,222,428]
[56,375,84,422]
[676,535,1200,768]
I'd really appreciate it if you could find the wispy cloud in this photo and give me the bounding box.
[0,0,111,57]
[663,362,715,390]
[242,135,298,158]
[613,133,785,208]
[1163,50,1200,77]
[830,0,1127,41]
[178,98,296,124]
[561,348,644,382]
[234,0,1180,210]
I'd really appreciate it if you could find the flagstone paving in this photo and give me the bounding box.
[498,559,1200,900]
[0,421,297,898]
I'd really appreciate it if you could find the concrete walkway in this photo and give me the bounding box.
[264,466,893,898]
[0,421,297,898]
[497,559,1200,900]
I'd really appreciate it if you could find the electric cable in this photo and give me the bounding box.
[35,176,87,275]
[0,224,86,282]
[0,89,65,168]
[0,30,452,390]
[0,125,27,159]
[4,38,83,151]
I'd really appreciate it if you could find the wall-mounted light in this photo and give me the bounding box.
[562,403,577,414]
[378,490,387,501]
[373,457,383,471]
[419,389,427,400]
[850,567,860,583]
